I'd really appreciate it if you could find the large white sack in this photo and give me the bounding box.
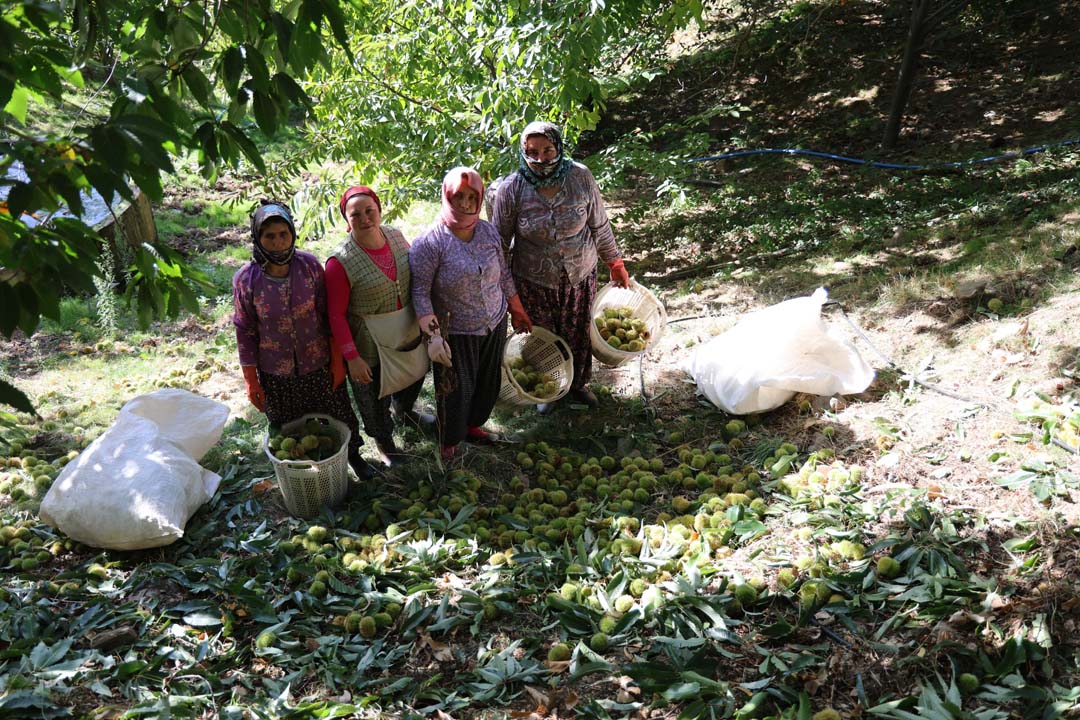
[39,389,228,550]
[684,288,875,415]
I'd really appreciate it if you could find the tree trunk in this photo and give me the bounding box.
[882,0,930,150]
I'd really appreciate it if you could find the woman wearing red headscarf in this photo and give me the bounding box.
[410,167,533,462]
[326,186,431,467]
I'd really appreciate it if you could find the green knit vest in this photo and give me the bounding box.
[330,226,412,366]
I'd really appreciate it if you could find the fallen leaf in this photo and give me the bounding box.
[544,659,571,673]
[418,631,453,662]
[252,479,275,494]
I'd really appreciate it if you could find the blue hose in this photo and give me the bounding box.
[686,138,1080,171]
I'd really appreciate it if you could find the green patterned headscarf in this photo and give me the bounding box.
[518,121,573,189]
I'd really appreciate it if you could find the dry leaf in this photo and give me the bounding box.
[418,631,454,662]
[544,659,571,673]
[304,638,319,652]
[525,686,550,707]
[252,479,275,494]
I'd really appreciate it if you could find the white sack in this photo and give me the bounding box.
[684,288,875,415]
[40,389,229,551]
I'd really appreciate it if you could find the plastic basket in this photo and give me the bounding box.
[589,279,667,368]
[498,326,574,406]
[263,414,351,519]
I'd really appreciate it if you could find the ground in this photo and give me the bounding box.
[2,1,1079,718]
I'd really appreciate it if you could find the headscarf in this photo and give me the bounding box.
[439,166,484,234]
[250,201,296,267]
[338,185,382,219]
[517,121,572,189]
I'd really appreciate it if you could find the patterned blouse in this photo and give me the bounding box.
[232,251,330,377]
[491,162,621,290]
[410,220,517,336]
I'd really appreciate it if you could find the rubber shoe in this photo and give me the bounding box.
[375,438,407,467]
[348,453,375,481]
[465,426,500,444]
[569,387,598,407]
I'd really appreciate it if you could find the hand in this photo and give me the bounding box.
[347,356,373,384]
[427,336,453,367]
[329,343,346,390]
[608,259,630,288]
[241,366,267,411]
[506,294,533,334]
[418,313,441,336]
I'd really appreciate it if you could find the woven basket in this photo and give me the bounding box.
[263,414,351,519]
[499,326,574,406]
[589,280,667,368]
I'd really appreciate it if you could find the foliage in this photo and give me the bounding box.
[0,0,352,406]
[291,0,705,231]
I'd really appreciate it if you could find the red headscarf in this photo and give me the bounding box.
[438,167,484,233]
[338,186,381,219]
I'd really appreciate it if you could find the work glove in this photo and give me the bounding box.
[607,258,630,288]
[241,365,266,411]
[418,313,453,367]
[427,336,453,367]
[507,294,533,334]
[330,342,346,390]
[347,355,373,384]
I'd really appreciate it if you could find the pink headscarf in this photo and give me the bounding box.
[438,166,484,233]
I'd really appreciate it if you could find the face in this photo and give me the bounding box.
[258,219,294,253]
[523,135,558,167]
[345,194,381,233]
[450,185,480,214]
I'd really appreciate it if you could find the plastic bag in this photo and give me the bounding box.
[684,288,875,415]
[39,389,229,550]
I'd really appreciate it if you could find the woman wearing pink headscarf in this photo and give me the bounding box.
[410,167,533,462]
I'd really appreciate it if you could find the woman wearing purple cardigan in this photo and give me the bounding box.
[410,168,533,463]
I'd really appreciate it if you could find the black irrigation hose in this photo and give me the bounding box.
[685,138,1080,171]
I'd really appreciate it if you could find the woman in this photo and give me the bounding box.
[492,121,630,410]
[232,200,371,480]
[326,186,431,468]
[410,167,533,462]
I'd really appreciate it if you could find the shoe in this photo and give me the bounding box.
[398,409,437,429]
[375,438,407,467]
[465,426,500,444]
[348,453,375,480]
[569,387,598,407]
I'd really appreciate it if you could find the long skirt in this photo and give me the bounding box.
[435,316,508,447]
[514,269,597,391]
[260,366,362,457]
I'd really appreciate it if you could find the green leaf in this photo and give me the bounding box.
[4,85,31,124]
[0,379,35,413]
[252,90,279,136]
[221,46,244,93]
[663,681,701,701]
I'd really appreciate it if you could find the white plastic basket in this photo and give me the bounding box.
[263,414,350,519]
[589,279,667,367]
[499,326,574,406]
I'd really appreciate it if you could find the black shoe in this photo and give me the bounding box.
[348,453,375,481]
[569,387,598,407]
[394,408,436,429]
[375,438,408,467]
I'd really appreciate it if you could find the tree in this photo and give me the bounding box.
[0,0,352,410]
[290,0,705,230]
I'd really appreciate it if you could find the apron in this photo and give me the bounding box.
[364,305,429,398]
